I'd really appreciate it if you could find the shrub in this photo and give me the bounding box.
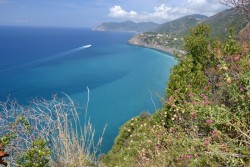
[0,90,105,166]
[17,138,50,167]
[104,25,250,166]
[139,112,151,119]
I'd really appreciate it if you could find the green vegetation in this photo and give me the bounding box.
[129,8,248,50]
[155,14,207,34]
[141,32,184,49]
[202,8,249,38]
[1,12,249,166]
[0,93,105,167]
[1,24,249,166]
[17,139,50,167]
[104,25,250,166]
[154,8,248,39]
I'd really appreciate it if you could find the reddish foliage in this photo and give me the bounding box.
[0,144,9,166]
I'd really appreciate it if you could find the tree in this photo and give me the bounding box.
[184,24,211,66]
[220,0,250,14]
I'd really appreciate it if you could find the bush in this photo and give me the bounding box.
[104,25,250,166]
[17,138,50,167]
[0,91,105,167]
[139,112,151,119]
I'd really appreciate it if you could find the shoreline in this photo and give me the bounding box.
[128,34,185,57]
[127,42,178,58]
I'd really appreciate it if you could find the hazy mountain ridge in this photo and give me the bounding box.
[201,8,249,38]
[155,14,208,34]
[128,8,249,54]
[95,8,248,38]
[94,21,159,32]
[155,8,248,37]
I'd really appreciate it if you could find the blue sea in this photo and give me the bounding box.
[0,26,177,153]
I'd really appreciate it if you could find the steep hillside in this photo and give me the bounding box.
[201,8,249,38]
[238,23,250,41]
[155,14,207,34]
[128,8,249,52]
[104,25,250,167]
[154,8,248,38]
[94,9,248,36]
[94,21,159,32]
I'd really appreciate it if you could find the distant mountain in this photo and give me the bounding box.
[155,9,248,38]
[95,8,248,40]
[128,8,249,53]
[94,21,159,32]
[155,14,208,34]
[201,8,249,38]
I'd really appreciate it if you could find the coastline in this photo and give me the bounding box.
[128,34,185,57]
[127,42,177,58]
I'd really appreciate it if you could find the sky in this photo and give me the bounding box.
[0,0,229,27]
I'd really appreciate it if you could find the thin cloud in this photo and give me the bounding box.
[109,6,138,18]
[0,0,8,4]
[108,0,228,23]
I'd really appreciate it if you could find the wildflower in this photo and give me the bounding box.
[190,112,196,118]
[187,155,193,159]
[216,83,222,87]
[226,77,232,83]
[210,130,219,137]
[169,127,174,133]
[234,56,240,61]
[206,119,213,125]
[222,66,228,70]
[204,137,211,146]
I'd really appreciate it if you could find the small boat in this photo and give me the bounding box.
[82,44,92,48]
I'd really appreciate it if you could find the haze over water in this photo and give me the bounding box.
[0,26,177,152]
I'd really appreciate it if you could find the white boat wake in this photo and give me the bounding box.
[38,44,92,64]
[56,44,92,57]
[7,44,92,71]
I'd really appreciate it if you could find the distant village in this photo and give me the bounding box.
[138,32,184,49]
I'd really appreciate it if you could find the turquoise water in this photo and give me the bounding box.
[0,26,177,153]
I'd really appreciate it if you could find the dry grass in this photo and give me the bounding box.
[49,92,106,167]
[0,88,106,166]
